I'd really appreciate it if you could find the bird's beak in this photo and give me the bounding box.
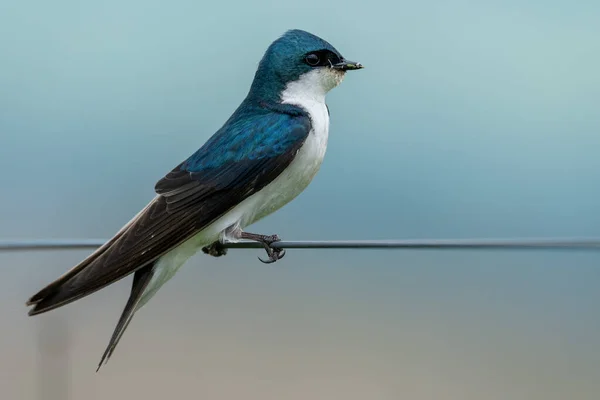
[331,59,364,71]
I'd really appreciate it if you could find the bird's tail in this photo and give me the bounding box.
[96,263,156,371]
[96,243,198,370]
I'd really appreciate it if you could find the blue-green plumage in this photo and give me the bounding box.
[155,104,312,213]
[180,103,310,171]
[156,28,347,197]
[247,29,344,103]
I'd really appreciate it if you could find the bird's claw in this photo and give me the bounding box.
[257,234,285,264]
[258,248,286,264]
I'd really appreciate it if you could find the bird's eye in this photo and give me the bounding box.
[305,53,320,66]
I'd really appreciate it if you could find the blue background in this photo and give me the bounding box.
[1,1,599,399]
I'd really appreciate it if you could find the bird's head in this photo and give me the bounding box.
[248,29,363,103]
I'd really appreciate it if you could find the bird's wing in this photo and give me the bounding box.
[27,108,312,314]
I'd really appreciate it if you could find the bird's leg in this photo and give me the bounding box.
[202,241,228,257]
[239,232,285,264]
[218,225,286,264]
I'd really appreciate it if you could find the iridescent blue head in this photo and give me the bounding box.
[247,29,363,103]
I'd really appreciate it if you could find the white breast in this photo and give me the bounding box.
[190,68,346,243]
[243,69,331,225]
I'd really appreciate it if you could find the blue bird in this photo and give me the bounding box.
[26,29,363,370]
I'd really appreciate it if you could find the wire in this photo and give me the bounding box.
[1,238,600,251]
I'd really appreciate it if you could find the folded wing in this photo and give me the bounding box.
[27,107,311,315]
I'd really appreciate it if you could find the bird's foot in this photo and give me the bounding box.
[240,232,285,264]
[202,241,228,257]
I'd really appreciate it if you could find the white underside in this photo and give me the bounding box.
[136,68,344,310]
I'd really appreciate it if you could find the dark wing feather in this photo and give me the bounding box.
[27,106,311,315]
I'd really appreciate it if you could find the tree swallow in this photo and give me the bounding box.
[26,29,363,370]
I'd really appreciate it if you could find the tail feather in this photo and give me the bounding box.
[97,264,156,371]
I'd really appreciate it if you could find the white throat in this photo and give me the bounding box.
[280,68,345,105]
[279,68,339,160]
[279,68,344,143]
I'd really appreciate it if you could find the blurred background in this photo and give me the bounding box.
[1,0,600,399]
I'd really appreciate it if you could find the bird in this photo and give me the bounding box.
[25,29,363,370]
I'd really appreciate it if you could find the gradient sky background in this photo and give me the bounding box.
[1,1,600,399]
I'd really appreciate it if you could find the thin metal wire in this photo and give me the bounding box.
[2,238,600,252]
